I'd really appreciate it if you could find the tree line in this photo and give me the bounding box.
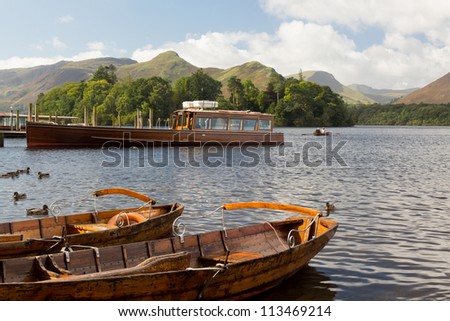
[36,65,354,127]
[349,103,450,126]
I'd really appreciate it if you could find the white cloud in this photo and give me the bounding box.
[261,0,450,36]
[52,37,67,50]
[87,41,106,51]
[0,56,64,70]
[57,15,74,24]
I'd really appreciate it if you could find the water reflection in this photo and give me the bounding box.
[253,265,337,301]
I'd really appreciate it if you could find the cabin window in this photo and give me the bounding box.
[177,114,183,127]
[211,117,228,130]
[243,119,256,131]
[194,117,211,129]
[229,119,242,130]
[258,119,271,131]
[171,115,177,128]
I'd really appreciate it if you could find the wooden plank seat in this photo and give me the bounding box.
[0,234,23,242]
[199,251,263,265]
[69,223,115,233]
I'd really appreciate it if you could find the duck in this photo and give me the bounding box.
[37,171,50,179]
[26,205,49,216]
[18,167,31,174]
[1,171,19,178]
[12,192,27,201]
[325,202,336,215]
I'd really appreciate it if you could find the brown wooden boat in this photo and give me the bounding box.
[26,100,284,149]
[0,201,338,300]
[0,188,184,259]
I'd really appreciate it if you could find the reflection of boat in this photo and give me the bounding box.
[0,188,184,259]
[0,201,338,300]
[26,100,284,149]
[313,128,330,136]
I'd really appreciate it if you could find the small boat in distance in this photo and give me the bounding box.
[26,100,284,149]
[0,201,338,300]
[0,188,184,259]
[313,128,331,136]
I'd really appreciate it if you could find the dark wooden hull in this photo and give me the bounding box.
[0,213,338,300]
[26,122,284,149]
[0,203,183,259]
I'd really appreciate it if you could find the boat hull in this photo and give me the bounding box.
[26,122,284,149]
[0,217,338,300]
[0,203,184,259]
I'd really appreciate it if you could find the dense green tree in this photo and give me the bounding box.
[227,76,244,109]
[92,64,118,85]
[186,69,222,101]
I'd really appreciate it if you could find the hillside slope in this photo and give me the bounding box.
[348,84,417,104]
[396,72,450,104]
[296,71,376,104]
[0,58,136,109]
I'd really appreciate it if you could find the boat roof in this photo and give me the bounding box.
[176,100,273,116]
[176,108,271,116]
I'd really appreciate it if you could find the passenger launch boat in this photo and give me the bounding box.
[26,101,284,148]
[0,201,337,300]
[0,188,183,259]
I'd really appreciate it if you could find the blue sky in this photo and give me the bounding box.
[1,0,450,89]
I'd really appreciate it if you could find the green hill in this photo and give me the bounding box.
[0,58,136,110]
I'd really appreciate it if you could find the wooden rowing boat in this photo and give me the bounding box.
[0,188,184,259]
[0,201,338,300]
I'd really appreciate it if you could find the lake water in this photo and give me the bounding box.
[1,126,449,300]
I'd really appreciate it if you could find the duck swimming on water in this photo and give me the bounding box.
[1,171,19,178]
[12,192,27,201]
[17,167,31,174]
[37,172,50,179]
[325,202,336,216]
[26,205,50,216]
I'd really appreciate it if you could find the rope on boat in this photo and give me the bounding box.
[172,205,227,243]
[193,251,230,300]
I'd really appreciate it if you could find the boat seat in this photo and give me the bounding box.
[69,223,115,233]
[199,251,263,265]
[0,234,23,243]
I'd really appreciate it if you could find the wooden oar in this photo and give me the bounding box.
[93,188,156,204]
[221,202,321,216]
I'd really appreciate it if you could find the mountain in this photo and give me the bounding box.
[395,72,450,104]
[117,51,199,83]
[293,71,376,104]
[348,84,417,104]
[0,57,136,109]
[117,51,275,94]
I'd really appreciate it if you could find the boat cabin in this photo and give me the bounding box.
[171,101,274,132]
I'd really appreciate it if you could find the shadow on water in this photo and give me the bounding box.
[251,265,337,301]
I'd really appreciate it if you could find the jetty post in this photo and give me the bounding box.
[28,103,33,122]
[149,108,153,128]
[0,132,3,147]
[15,110,20,131]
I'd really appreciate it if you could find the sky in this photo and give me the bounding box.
[1,0,450,89]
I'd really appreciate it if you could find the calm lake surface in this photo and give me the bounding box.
[1,126,449,300]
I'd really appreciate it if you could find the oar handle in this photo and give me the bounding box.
[221,202,321,216]
[93,188,156,204]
